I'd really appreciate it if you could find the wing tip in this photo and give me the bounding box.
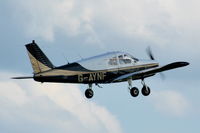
[177,62,189,67]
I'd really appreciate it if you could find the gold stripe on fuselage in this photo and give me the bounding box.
[35,63,158,77]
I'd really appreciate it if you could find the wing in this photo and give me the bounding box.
[112,62,189,82]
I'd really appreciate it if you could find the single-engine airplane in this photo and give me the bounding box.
[13,40,189,99]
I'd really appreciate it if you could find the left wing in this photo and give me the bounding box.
[112,62,189,82]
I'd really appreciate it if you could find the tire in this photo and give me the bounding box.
[141,86,151,96]
[85,89,94,99]
[130,87,139,97]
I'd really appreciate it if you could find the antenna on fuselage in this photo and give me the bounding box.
[78,54,84,60]
[62,53,70,64]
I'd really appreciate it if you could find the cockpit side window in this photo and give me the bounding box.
[118,55,124,64]
[131,57,139,63]
[127,54,139,63]
[108,56,118,65]
[118,54,132,64]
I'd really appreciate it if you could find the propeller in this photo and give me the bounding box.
[146,46,166,80]
[159,72,166,80]
[146,46,155,60]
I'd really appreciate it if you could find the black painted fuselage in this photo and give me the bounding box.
[33,62,158,84]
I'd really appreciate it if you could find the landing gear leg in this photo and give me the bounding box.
[128,79,132,90]
[128,79,139,97]
[141,80,151,96]
[85,84,94,99]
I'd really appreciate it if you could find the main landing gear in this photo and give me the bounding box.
[85,83,103,99]
[85,84,94,99]
[128,79,151,97]
[84,79,151,99]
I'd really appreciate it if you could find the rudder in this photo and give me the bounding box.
[26,40,54,74]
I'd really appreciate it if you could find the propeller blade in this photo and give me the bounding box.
[159,72,166,80]
[146,46,155,60]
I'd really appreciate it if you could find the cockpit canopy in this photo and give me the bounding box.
[108,53,139,66]
[78,51,139,70]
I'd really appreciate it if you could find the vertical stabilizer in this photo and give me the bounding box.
[25,40,54,74]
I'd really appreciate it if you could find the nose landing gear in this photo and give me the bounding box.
[141,85,151,96]
[141,80,151,96]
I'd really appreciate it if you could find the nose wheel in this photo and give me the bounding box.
[141,85,151,96]
[141,80,151,96]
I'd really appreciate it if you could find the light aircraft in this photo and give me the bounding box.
[13,40,189,99]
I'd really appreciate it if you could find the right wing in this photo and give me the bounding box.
[112,62,189,82]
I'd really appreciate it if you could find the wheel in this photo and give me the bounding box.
[85,89,94,99]
[141,86,151,96]
[130,87,139,97]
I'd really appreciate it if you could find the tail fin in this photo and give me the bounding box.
[26,40,54,74]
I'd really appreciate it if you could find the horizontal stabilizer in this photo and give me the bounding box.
[12,77,33,79]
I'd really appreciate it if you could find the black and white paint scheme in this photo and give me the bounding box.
[13,40,189,99]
